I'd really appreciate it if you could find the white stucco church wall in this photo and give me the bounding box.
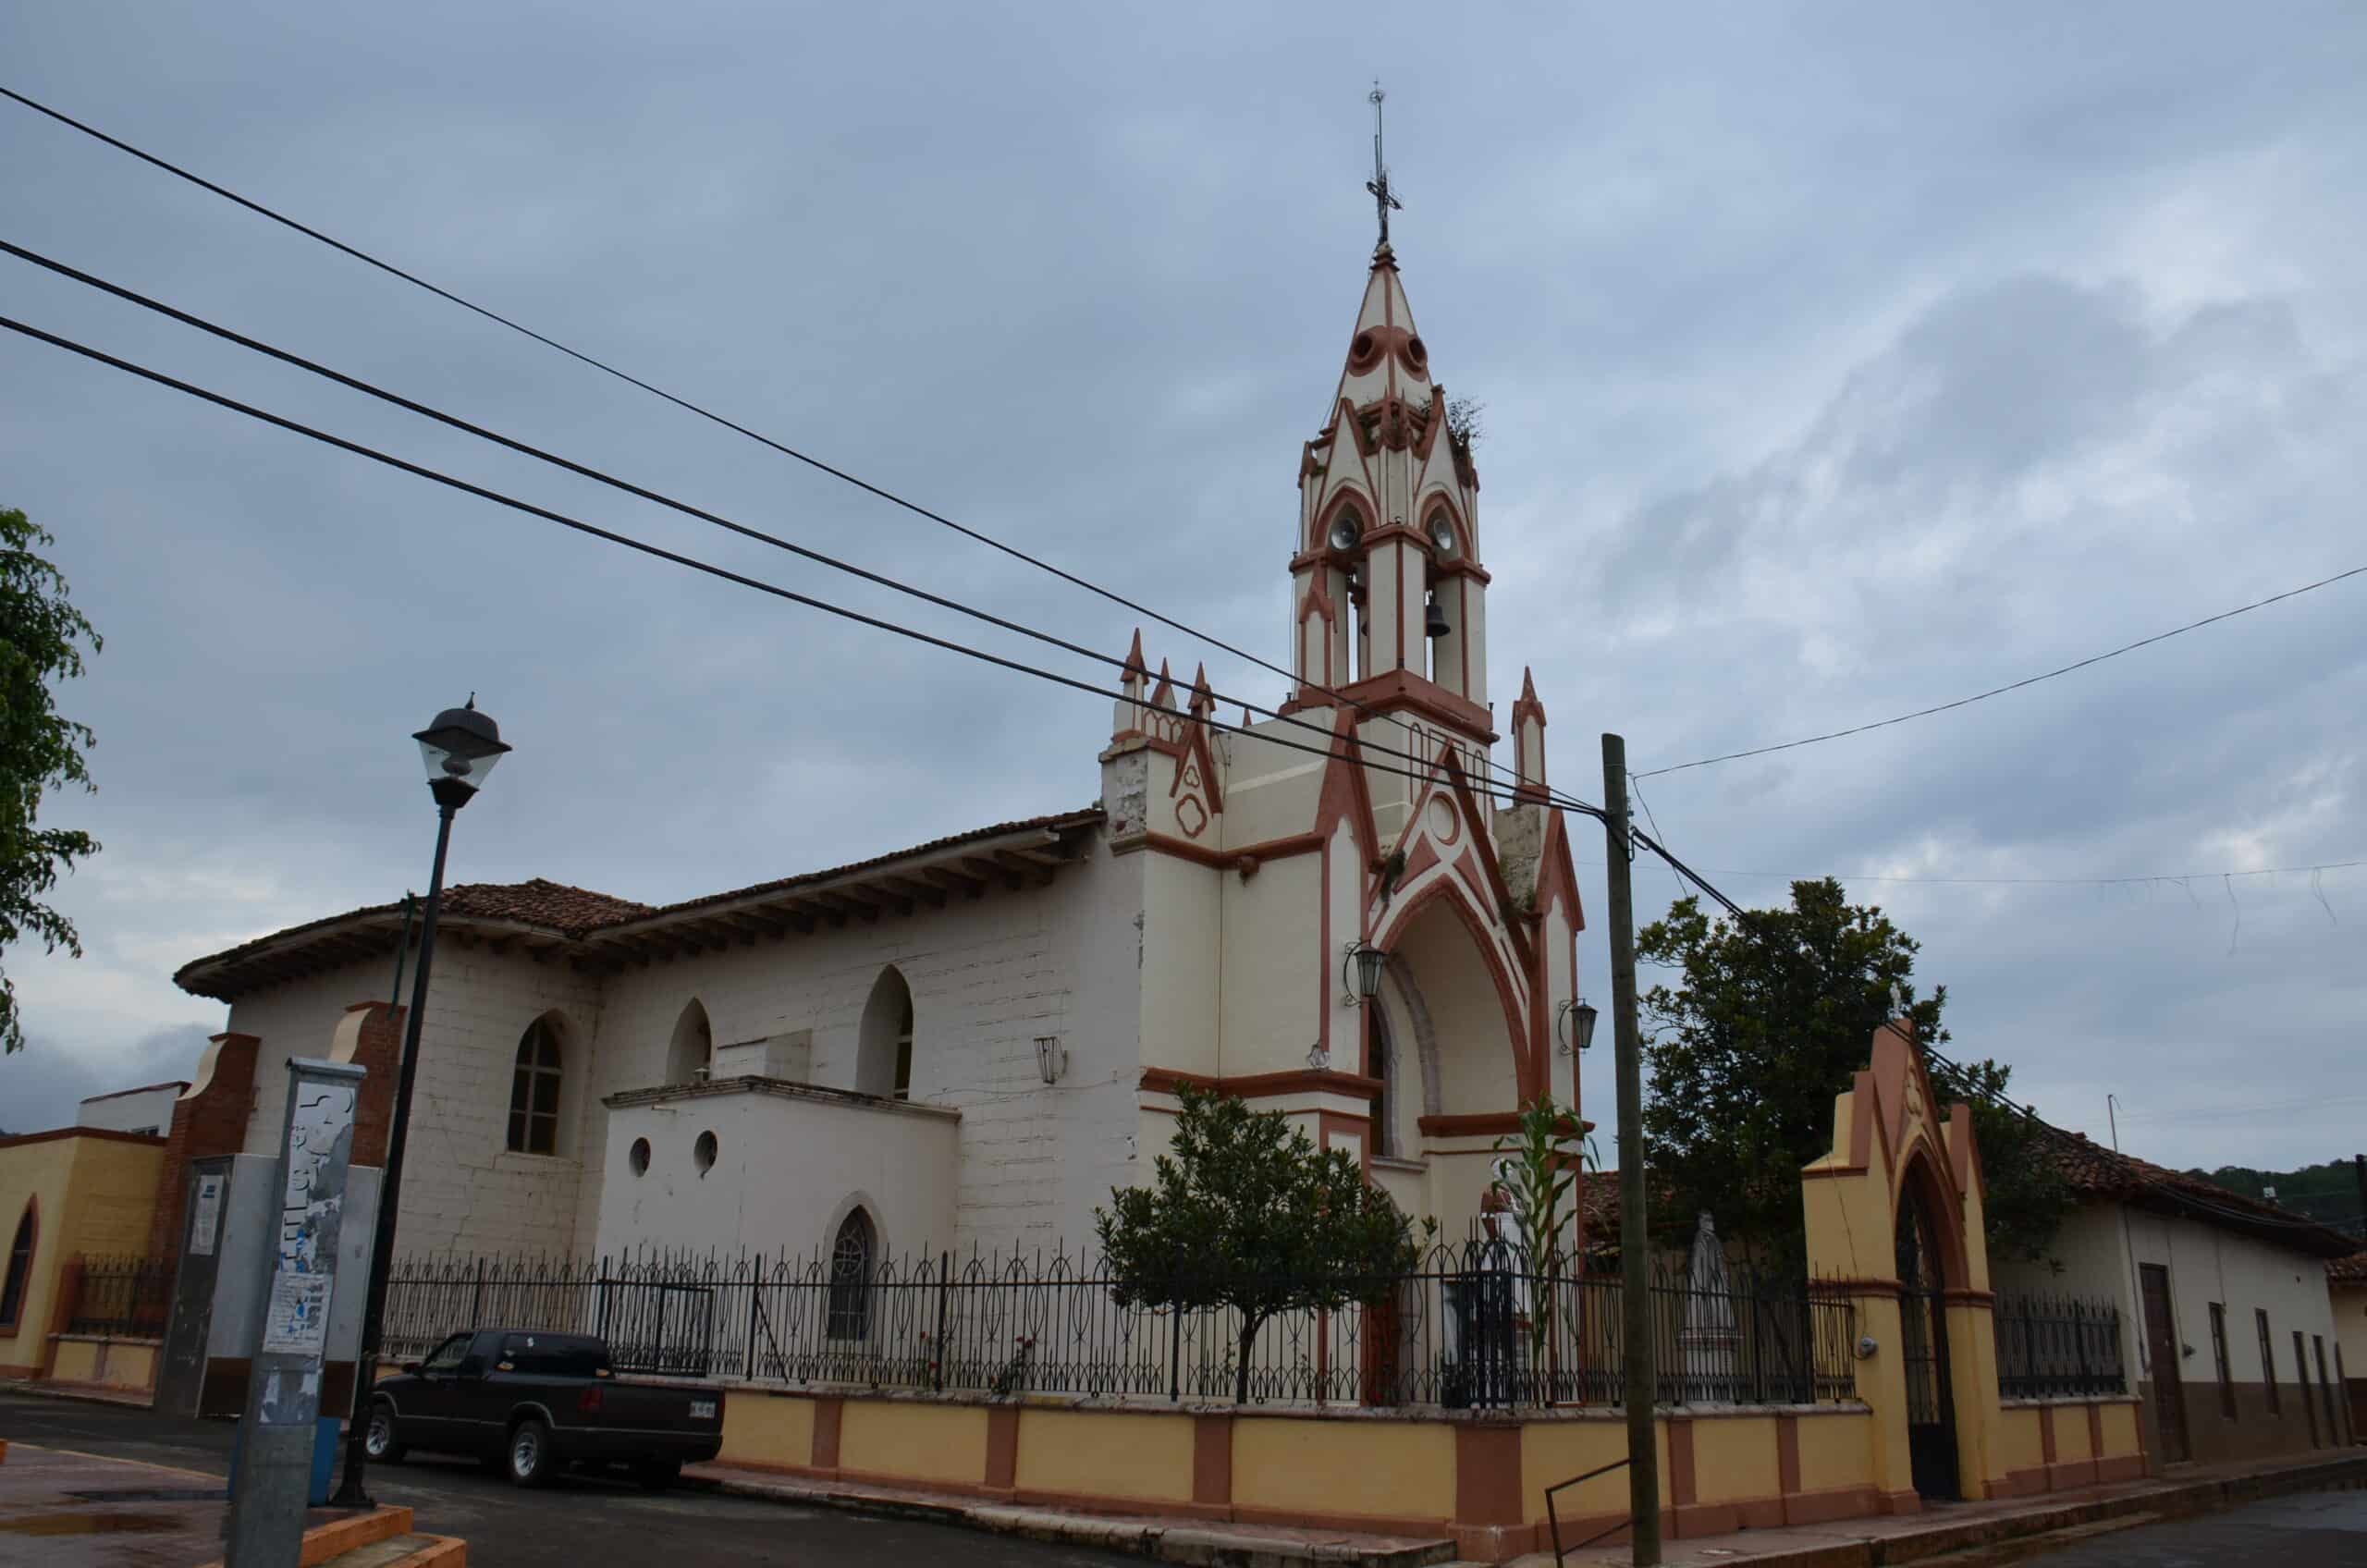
[173,231,1592,1275]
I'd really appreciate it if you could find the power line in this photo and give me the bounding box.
[0,238,1608,827]
[1637,563,2367,778]
[0,84,1576,817]
[0,311,1582,818]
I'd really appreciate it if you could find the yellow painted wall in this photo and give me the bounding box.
[1794,1409,1876,1495]
[1233,1416,1455,1522]
[1519,1419,1668,1525]
[1690,1415,1780,1504]
[0,1140,80,1369]
[1015,1408,1195,1504]
[2053,1406,2092,1464]
[104,1342,157,1390]
[47,1338,99,1382]
[63,1137,166,1256]
[2096,1401,2140,1457]
[840,1400,987,1486]
[718,1390,816,1469]
[1994,1406,2044,1474]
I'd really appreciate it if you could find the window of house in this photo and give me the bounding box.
[828,1209,876,1341]
[0,1205,33,1329]
[2257,1309,2280,1414]
[507,1018,564,1155]
[2209,1304,2235,1418]
[857,967,914,1100]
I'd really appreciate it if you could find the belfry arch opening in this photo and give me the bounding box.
[666,998,712,1084]
[856,967,914,1100]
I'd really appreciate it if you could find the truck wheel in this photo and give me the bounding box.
[632,1458,682,1491]
[507,1417,555,1488]
[364,1403,407,1464]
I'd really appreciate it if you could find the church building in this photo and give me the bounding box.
[166,237,1588,1273]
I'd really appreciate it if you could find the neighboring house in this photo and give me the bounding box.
[153,239,1588,1276]
[2332,1252,2367,1438]
[75,1082,188,1138]
[0,1125,166,1380]
[1992,1126,2357,1464]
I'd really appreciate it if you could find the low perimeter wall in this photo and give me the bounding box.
[29,1335,158,1397]
[716,1389,1890,1562]
[1992,1398,2151,1496]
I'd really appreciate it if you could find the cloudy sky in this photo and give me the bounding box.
[2,4,2360,1176]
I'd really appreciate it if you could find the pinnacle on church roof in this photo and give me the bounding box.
[1122,628,1148,679]
[1188,663,1215,715]
[1150,658,1177,709]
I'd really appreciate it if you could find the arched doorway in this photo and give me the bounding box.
[1895,1162,1959,1501]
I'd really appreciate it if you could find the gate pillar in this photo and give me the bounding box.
[1801,1019,2011,1506]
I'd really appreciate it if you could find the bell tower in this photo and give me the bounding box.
[1283,94,1491,746]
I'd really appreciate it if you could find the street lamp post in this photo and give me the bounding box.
[332,700,510,1507]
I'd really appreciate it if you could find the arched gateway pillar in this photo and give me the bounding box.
[1801,1020,2009,1509]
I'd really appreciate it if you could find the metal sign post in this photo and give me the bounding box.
[226,1058,366,1568]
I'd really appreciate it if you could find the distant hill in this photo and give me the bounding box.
[2183,1157,2364,1236]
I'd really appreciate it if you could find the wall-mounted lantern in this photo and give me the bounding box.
[1556,996,1600,1055]
[1342,940,1387,1007]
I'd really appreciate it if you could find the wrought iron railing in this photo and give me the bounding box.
[1993,1290,2126,1399]
[381,1239,1858,1409]
[64,1255,175,1338]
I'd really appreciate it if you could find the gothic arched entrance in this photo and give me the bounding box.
[1895,1164,1960,1501]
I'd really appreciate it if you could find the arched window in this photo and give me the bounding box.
[827,1208,876,1341]
[0,1203,34,1329]
[507,1017,565,1156]
[1370,1009,1398,1159]
[856,968,915,1100]
[666,998,713,1084]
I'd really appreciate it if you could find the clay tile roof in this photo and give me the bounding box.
[174,809,1104,1001]
[2331,1252,2367,1284]
[2027,1121,2356,1257]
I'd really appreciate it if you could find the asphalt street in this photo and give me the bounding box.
[2015,1488,2367,1566]
[0,1393,1133,1567]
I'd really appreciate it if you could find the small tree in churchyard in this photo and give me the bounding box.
[1096,1084,1423,1404]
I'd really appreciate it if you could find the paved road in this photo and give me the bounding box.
[0,1394,1131,1567]
[2020,1487,2367,1566]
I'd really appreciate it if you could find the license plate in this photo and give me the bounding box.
[689,1400,717,1421]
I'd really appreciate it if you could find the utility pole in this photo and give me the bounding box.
[1602,734,1660,1566]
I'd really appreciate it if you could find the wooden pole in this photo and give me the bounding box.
[1602,733,1660,1565]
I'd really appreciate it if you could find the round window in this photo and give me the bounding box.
[628,1137,652,1177]
[693,1130,718,1175]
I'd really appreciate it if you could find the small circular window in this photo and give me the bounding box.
[628,1137,651,1177]
[693,1130,718,1175]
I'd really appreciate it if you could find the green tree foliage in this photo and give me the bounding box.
[0,508,103,1055]
[1637,877,2071,1268]
[1491,1092,1595,1366]
[1095,1084,1422,1403]
[2185,1159,2362,1231]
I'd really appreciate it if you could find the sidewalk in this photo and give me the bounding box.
[0,1439,449,1568]
[690,1446,2367,1568]
[1517,1447,2367,1566]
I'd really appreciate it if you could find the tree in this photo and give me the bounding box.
[1095,1084,1423,1403]
[1637,877,2070,1269]
[0,508,102,1055]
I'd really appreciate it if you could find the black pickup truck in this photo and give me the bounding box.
[365,1329,725,1488]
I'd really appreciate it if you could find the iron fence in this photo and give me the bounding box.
[1993,1291,2126,1399]
[381,1239,1858,1409]
[65,1255,175,1339]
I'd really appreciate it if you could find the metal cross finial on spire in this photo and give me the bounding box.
[1366,81,1403,249]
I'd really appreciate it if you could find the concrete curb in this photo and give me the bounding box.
[697,1469,1459,1566]
[0,1377,155,1410]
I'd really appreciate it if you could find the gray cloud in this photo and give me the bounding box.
[2,0,2361,1170]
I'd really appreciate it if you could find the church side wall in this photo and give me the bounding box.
[228,949,604,1259]
[579,835,1144,1258]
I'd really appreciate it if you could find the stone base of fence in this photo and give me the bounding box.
[705,1381,1880,1562]
[38,1335,159,1396]
[1993,1396,2151,1498]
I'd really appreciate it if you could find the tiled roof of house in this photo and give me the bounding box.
[175,808,1104,1000]
[2331,1252,2367,1284]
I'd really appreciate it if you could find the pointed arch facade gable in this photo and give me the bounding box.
[1374,872,1539,1103]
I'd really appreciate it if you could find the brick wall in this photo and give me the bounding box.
[146,1032,258,1264]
